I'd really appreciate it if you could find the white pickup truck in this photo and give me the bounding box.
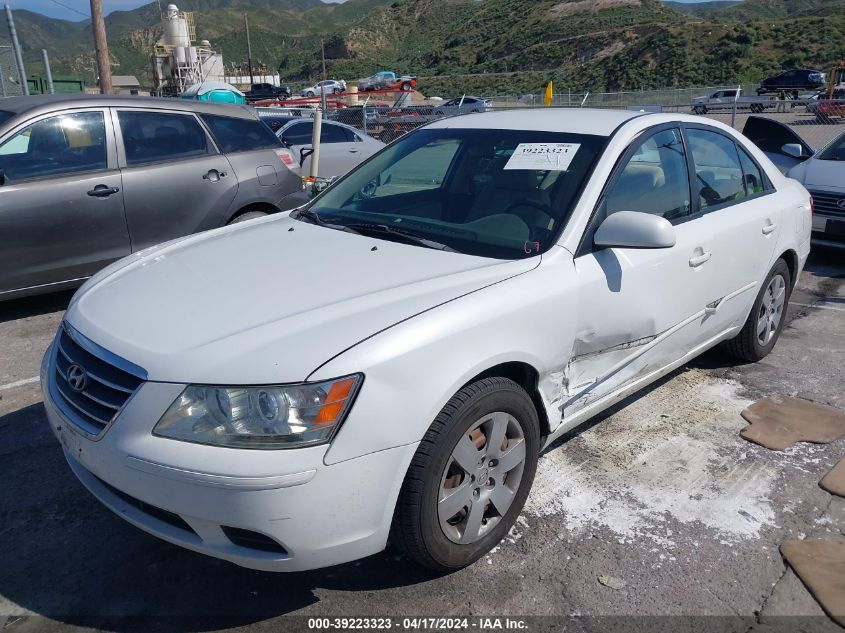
[691,89,776,115]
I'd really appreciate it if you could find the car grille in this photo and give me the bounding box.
[52,325,145,436]
[810,191,845,218]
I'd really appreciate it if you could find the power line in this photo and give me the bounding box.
[48,0,90,18]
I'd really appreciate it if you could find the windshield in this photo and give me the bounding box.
[304,128,606,259]
[817,131,845,161]
[0,111,13,126]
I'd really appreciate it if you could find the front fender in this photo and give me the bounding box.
[310,249,578,465]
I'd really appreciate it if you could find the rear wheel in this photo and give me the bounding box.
[401,82,412,91]
[693,105,707,115]
[723,259,791,362]
[227,210,267,225]
[392,377,540,571]
[750,103,764,114]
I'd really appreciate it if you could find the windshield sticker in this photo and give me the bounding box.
[503,143,581,171]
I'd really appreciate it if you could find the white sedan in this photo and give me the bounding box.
[42,109,811,572]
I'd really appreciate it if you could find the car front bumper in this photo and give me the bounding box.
[41,339,417,572]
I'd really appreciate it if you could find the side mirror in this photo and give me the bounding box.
[781,143,805,159]
[594,211,676,249]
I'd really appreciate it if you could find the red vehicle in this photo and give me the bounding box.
[816,86,845,123]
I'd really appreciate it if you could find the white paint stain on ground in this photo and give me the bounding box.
[525,370,781,546]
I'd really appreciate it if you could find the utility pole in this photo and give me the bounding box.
[4,5,28,95]
[244,13,253,86]
[89,0,112,94]
[321,37,327,81]
[42,49,55,94]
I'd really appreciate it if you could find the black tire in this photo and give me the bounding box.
[722,259,792,362]
[306,91,315,98]
[693,105,707,115]
[392,377,540,572]
[401,82,412,91]
[750,103,763,114]
[227,210,267,225]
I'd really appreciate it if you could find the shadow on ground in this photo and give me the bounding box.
[0,403,442,632]
[0,291,74,324]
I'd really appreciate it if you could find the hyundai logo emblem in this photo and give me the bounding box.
[66,364,87,393]
[837,198,845,210]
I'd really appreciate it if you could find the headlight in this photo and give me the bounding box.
[153,375,362,449]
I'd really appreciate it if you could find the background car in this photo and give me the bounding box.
[275,118,384,179]
[0,95,305,301]
[244,83,292,103]
[358,71,417,92]
[743,116,844,248]
[433,96,492,115]
[757,69,826,96]
[300,80,347,97]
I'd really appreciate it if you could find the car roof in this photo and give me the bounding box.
[0,94,258,120]
[425,108,647,136]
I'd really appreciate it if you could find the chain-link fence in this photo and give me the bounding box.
[0,43,24,98]
[256,86,844,152]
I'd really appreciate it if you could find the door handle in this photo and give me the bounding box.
[87,185,120,198]
[762,222,778,235]
[349,148,360,153]
[689,252,712,267]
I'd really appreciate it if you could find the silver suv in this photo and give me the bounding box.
[0,95,306,301]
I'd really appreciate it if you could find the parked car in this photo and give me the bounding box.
[300,80,347,97]
[358,71,417,92]
[275,118,384,179]
[244,83,292,103]
[42,109,810,573]
[691,89,775,115]
[433,96,492,115]
[814,86,845,123]
[745,116,845,248]
[255,111,307,134]
[757,69,826,96]
[0,95,306,301]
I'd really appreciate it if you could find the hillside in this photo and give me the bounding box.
[7,0,845,96]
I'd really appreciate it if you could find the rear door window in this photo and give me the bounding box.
[119,110,209,165]
[200,114,282,153]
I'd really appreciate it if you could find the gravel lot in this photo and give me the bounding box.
[0,247,843,632]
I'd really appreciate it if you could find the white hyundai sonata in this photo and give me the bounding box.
[42,109,811,572]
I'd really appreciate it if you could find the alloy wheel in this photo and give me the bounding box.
[438,412,526,545]
[757,274,786,346]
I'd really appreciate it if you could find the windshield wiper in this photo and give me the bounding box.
[340,222,458,252]
[293,207,324,225]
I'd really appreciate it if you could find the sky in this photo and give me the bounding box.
[15,0,719,22]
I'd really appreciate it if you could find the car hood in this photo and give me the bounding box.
[789,158,845,191]
[66,215,537,384]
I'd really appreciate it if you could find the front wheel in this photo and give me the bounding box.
[722,259,791,362]
[392,377,540,571]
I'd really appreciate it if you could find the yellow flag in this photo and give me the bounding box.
[544,80,554,107]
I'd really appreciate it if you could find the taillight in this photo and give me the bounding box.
[275,148,296,169]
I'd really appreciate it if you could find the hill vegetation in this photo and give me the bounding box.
[7,0,845,97]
